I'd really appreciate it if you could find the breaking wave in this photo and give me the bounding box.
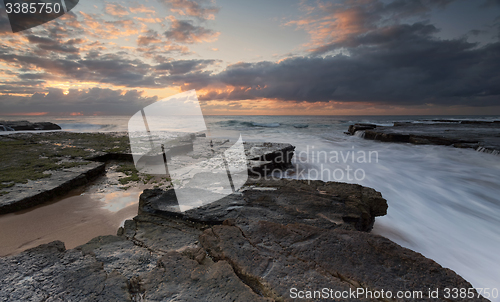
[216,120,281,128]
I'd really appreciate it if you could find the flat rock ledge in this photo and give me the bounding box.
[0,162,105,214]
[0,177,488,301]
[0,131,295,214]
[347,121,500,155]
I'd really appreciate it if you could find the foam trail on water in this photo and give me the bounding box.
[354,130,365,138]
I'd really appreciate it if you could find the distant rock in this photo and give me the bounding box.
[421,119,500,125]
[0,120,61,131]
[347,123,377,135]
[347,121,500,155]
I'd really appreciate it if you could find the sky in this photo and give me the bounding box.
[0,0,499,116]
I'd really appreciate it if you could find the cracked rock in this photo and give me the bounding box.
[0,178,488,301]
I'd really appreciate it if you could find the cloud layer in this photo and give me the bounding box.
[0,0,499,115]
[0,88,157,115]
[191,0,500,110]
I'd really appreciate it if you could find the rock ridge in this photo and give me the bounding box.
[0,177,489,301]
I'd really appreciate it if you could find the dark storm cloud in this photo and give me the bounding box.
[484,0,500,6]
[0,43,218,88]
[163,70,215,91]
[495,15,500,39]
[316,0,457,23]
[0,87,158,115]
[298,0,461,55]
[315,22,440,52]
[186,0,500,108]
[375,0,456,17]
[26,35,80,53]
[197,22,500,107]
[0,52,82,76]
[78,53,153,86]
[0,81,45,94]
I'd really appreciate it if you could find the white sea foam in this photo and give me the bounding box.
[354,130,365,138]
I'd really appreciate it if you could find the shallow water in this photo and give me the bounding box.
[0,171,143,256]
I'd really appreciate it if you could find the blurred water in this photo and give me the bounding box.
[2,114,500,297]
[205,115,500,298]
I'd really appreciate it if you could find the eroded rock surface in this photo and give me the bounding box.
[0,162,105,214]
[347,121,500,154]
[0,178,488,301]
[140,178,388,232]
[201,222,481,302]
[0,132,131,213]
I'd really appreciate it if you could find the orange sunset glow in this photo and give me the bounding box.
[0,0,499,116]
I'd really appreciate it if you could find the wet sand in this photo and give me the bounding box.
[0,180,145,257]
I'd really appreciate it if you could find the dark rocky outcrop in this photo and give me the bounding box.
[140,178,387,232]
[347,123,377,135]
[200,222,482,302]
[0,120,61,131]
[0,177,488,301]
[347,121,500,155]
[246,142,295,176]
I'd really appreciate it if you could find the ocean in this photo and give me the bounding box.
[2,114,500,296]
